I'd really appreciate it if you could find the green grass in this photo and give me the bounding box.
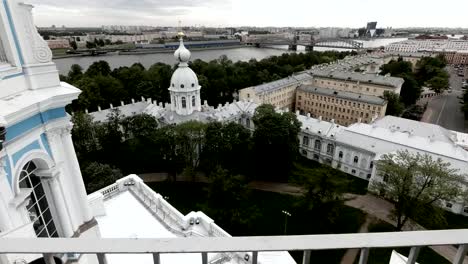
[148,181,367,264]
[51,48,69,56]
[363,220,451,264]
[292,156,369,195]
[415,210,468,230]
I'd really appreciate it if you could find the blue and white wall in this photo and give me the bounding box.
[0,1,99,263]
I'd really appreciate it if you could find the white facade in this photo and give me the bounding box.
[0,1,100,263]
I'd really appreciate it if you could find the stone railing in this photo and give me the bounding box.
[0,229,467,264]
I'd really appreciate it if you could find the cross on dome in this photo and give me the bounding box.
[174,32,191,65]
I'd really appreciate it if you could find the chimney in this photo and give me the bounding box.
[204,100,208,106]
[307,113,311,119]
[331,119,335,124]
[85,109,89,114]
[141,96,145,102]
[358,118,362,123]
[98,106,101,112]
[159,102,163,107]
[148,98,152,103]
[319,116,322,121]
[121,101,124,106]
[295,110,300,115]
[131,98,135,104]
[110,103,114,109]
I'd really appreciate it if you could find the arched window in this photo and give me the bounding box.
[303,136,309,146]
[354,156,359,164]
[370,161,374,169]
[339,151,343,159]
[192,96,196,107]
[314,140,321,151]
[326,144,334,155]
[246,118,251,128]
[182,97,186,108]
[19,161,58,238]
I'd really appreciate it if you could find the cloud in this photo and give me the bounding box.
[29,0,232,26]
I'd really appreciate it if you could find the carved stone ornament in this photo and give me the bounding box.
[20,3,53,63]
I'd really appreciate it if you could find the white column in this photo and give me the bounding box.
[0,159,12,231]
[60,125,93,222]
[45,128,80,232]
[45,175,73,237]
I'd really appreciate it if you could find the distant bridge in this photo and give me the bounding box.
[244,35,364,51]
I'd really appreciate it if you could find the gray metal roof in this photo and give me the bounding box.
[309,69,404,88]
[298,85,386,105]
[253,73,313,94]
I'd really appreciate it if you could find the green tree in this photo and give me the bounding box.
[293,164,348,231]
[82,162,123,193]
[427,76,449,93]
[86,60,112,77]
[252,104,301,181]
[67,64,83,82]
[86,41,96,49]
[370,150,464,230]
[201,166,259,234]
[399,74,422,106]
[174,121,206,176]
[70,41,77,50]
[383,91,404,116]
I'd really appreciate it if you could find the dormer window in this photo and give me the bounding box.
[180,84,184,88]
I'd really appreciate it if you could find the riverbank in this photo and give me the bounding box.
[119,44,245,55]
[53,45,246,60]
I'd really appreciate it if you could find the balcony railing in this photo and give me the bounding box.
[0,229,467,264]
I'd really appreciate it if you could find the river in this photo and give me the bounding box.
[53,38,407,75]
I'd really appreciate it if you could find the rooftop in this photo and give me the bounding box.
[252,73,313,94]
[298,85,387,105]
[88,175,295,264]
[309,69,405,88]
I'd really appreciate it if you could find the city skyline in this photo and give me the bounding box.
[30,0,468,29]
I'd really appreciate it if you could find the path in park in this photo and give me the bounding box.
[139,173,467,263]
[339,216,374,264]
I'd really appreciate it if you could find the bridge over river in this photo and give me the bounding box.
[245,35,366,51]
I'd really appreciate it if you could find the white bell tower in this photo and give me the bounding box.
[168,33,202,116]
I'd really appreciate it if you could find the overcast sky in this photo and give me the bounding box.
[29,0,468,28]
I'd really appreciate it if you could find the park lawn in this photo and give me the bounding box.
[415,210,468,230]
[292,156,369,195]
[149,181,367,264]
[51,48,69,56]
[361,221,451,264]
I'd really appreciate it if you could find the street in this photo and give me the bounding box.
[421,66,467,132]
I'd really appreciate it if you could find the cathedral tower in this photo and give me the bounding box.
[168,33,202,116]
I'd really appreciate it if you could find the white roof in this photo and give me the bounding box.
[389,251,418,264]
[372,116,456,144]
[338,122,468,173]
[298,114,345,138]
[91,176,296,264]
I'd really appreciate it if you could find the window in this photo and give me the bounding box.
[354,156,359,164]
[246,118,251,128]
[339,151,343,159]
[303,136,309,146]
[20,161,58,238]
[247,94,250,98]
[446,202,453,208]
[314,140,322,151]
[464,207,468,214]
[313,154,319,160]
[367,174,372,179]
[383,174,389,182]
[302,150,307,156]
[370,161,374,169]
[180,84,184,88]
[182,97,187,108]
[192,96,196,107]
[351,169,356,174]
[327,144,334,155]
[298,96,302,100]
